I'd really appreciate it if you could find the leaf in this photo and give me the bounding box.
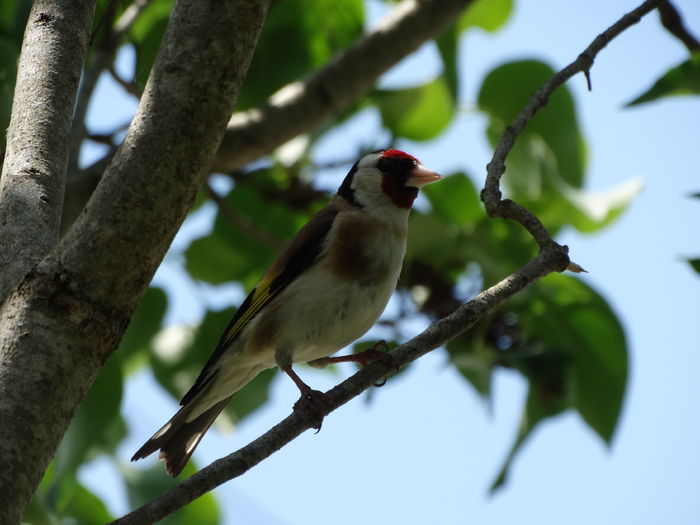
[422,172,483,228]
[688,258,700,274]
[119,286,168,366]
[185,181,308,287]
[53,353,125,478]
[124,463,219,524]
[237,0,364,109]
[458,0,513,33]
[0,0,31,43]
[511,275,628,442]
[436,26,460,99]
[129,0,173,86]
[481,274,627,491]
[490,385,565,492]
[477,60,642,234]
[150,307,276,423]
[555,176,644,233]
[447,333,496,400]
[59,483,114,524]
[626,53,700,106]
[478,60,586,188]
[374,77,454,141]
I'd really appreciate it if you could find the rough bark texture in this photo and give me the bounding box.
[0,0,95,302]
[0,0,269,522]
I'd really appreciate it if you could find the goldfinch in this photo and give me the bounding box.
[132,149,442,476]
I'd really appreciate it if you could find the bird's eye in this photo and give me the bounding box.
[377,156,417,181]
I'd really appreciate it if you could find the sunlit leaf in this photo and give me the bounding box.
[422,172,483,228]
[374,77,454,141]
[555,176,644,233]
[478,60,585,188]
[458,0,513,32]
[238,0,364,109]
[626,53,700,106]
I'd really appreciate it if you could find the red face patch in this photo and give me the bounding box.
[381,149,419,164]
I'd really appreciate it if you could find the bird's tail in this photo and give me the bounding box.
[131,395,231,477]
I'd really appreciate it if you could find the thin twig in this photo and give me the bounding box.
[481,0,665,250]
[658,0,700,52]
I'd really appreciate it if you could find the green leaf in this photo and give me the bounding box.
[224,368,276,422]
[478,60,585,188]
[59,483,114,524]
[374,77,454,141]
[53,353,125,478]
[436,26,460,99]
[511,274,628,442]
[554,176,644,233]
[626,53,700,106]
[688,258,700,274]
[422,172,483,228]
[447,333,496,400]
[185,180,308,287]
[130,0,173,86]
[119,286,168,367]
[458,0,513,32]
[0,0,31,43]
[150,308,233,401]
[238,0,364,109]
[484,274,627,491]
[150,306,276,423]
[124,462,219,524]
[490,384,565,493]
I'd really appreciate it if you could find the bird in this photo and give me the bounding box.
[131,149,442,476]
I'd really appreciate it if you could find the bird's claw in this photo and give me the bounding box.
[293,388,333,432]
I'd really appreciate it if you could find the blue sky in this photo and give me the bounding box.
[80,1,700,523]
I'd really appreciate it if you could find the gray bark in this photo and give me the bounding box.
[0,0,95,302]
[0,0,269,522]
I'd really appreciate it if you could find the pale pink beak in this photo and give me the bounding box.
[406,164,443,188]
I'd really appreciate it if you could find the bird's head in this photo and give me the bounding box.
[337,149,442,211]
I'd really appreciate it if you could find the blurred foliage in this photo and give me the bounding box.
[3,0,678,521]
[626,52,700,106]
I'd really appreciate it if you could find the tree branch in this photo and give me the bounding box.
[0,1,269,522]
[658,0,700,52]
[112,244,568,525]
[0,0,95,302]
[113,1,665,521]
[212,0,475,172]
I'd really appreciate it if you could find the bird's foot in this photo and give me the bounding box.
[284,366,332,432]
[293,387,333,433]
[311,340,399,387]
